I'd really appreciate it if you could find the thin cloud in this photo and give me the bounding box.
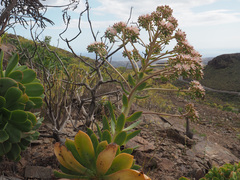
[90,0,240,27]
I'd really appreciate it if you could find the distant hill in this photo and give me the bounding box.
[202,57,213,65]
[201,53,240,92]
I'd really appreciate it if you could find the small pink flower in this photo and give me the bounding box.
[190,64,196,70]
[107,27,117,35]
[174,63,182,70]
[182,64,190,71]
[165,22,174,30]
[129,26,140,35]
[160,20,166,26]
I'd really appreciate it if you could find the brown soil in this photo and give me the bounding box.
[0,95,240,180]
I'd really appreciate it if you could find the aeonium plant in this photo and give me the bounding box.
[54,5,204,179]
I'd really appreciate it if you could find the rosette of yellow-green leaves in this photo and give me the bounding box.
[54,130,151,180]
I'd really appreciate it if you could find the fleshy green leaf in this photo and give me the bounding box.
[12,119,32,132]
[20,69,36,84]
[102,116,110,131]
[24,100,35,111]
[14,65,27,71]
[134,95,149,99]
[90,133,99,153]
[54,171,89,179]
[95,123,102,141]
[8,71,23,82]
[102,130,112,144]
[87,128,94,137]
[114,131,127,146]
[18,93,29,104]
[107,101,116,124]
[0,96,6,108]
[29,97,43,108]
[20,138,31,148]
[0,77,18,96]
[96,141,108,157]
[120,82,129,95]
[6,143,21,161]
[0,51,3,77]
[136,82,147,91]
[138,72,144,80]
[106,101,116,135]
[24,83,44,97]
[18,83,25,94]
[32,117,44,130]
[5,123,22,143]
[27,112,37,126]
[0,141,12,156]
[116,113,125,132]
[122,94,128,108]
[0,130,9,142]
[123,120,141,131]
[5,87,22,108]
[125,130,141,144]
[5,53,19,77]
[128,75,136,86]
[126,111,142,122]
[121,148,133,154]
[131,164,141,170]
[59,165,83,176]
[10,110,28,123]
[65,138,85,166]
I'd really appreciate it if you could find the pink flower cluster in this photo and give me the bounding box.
[105,22,139,42]
[170,52,203,79]
[87,42,107,57]
[156,5,173,18]
[138,5,178,37]
[188,80,205,98]
[112,21,126,33]
[126,26,140,36]
[138,14,153,29]
[175,29,186,41]
[106,27,117,36]
[185,103,199,121]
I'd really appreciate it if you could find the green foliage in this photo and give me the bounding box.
[54,131,150,179]
[179,162,240,180]
[201,162,240,180]
[0,52,44,161]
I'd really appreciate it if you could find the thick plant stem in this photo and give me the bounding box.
[123,90,137,117]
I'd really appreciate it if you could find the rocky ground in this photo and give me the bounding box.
[0,95,240,180]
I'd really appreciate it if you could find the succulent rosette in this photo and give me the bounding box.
[54,130,151,180]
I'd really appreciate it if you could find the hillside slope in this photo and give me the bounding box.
[201,53,240,92]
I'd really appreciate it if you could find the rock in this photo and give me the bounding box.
[193,140,240,167]
[0,176,21,180]
[31,140,42,145]
[159,158,175,172]
[43,138,51,144]
[24,166,52,179]
[126,136,155,152]
[161,175,175,180]
[164,128,195,147]
[186,149,195,158]
[134,151,158,170]
[192,162,205,180]
[176,143,185,149]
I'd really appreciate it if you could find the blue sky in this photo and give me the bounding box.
[12,0,240,58]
